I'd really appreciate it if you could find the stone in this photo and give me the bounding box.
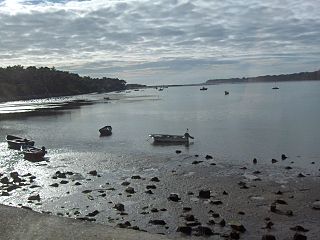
[177,226,192,235]
[253,158,257,164]
[117,221,131,228]
[198,189,211,199]
[74,182,82,186]
[262,234,276,240]
[146,185,156,189]
[121,181,130,186]
[149,220,166,225]
[281,154,288,160]
[297,173,306,178]
[210,200,223,205]
[223,191,228,195]
[145,190,153,194]
[312,200,320,210]
[230,231,240,239]
[50,183,59,187]
[125,187,135,194]
[192,160,203,164]
[82,190,92,194]
[272,159,278,163]
[28,194,41,201]
[168,193,180,202]
[86,210,99,217]
[205,155,213,159]
[131,175,141,179]
[275,199,287,205]
[0,177,10,184]
[151,208,158,213]
[88,170,98,176]
[285,166,293,170]
[176,150,181,154]
[194,226,214,236]
[150,177,160,182]
[183,207,192,212]
[60,180,68,184]
[114,203,125,211]
[219,219,226,227]
[230,223,246,233]
[185,214,195,221]
[293,233,307,240]
[290,226,309,232]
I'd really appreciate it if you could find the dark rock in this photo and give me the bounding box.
[55,172,66,178]
[86,210,99,217]
[198,189,211,199]
[186,221,201,227]
[240,167,247,170]
[212,212,220,218]
[270,203,277,212]
[131,175,141,179]
[265,221,274,229]
[151,208,158,213]
[272,159,278,163]
[183,207,192,212]
[275,199,287,205]
[21,206,32,210]
[290,226,309,232]
[230,231,240,239]
[285,166,293,170]
[205,155,213,159]
[1,192,10,196]
[28,194,41,201]
[117,221,131,228]
[160,208,167,211]
[230,223,246,233]
[146,185,156,189]
[297,173,306,178]
[82,190,92,194]
[177,226,192,235]
[50,183,59,187]
[88,170,98,176]
[238,211,245,215]
[192,160,203,164]
[125,187,135,194]
[219,219,226,227]
[77,217,96,222]
[168,193,180,202]
[253,158,257,164]
[262,234,276,240]
[275,190,283,195]
[176,150,182,154]
[223,190,228,195]
[114,203,125,211]
[150,177,160,182]
[281,154,288,160]
[253,170,261,174]
[194,226,214,236]
[0,177,10,184]
[145,190,153,194]
[74,182,82,186]
[210,162,216,165]
[210,200,223,205]
[149,220,166,225]
[187,191,194,195]
[60,180,68,184]
[194,154,199,157]
[121,181,130,186]
[293,233,307,240]
[185,214,195,221]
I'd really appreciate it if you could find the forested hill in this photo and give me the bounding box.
[0,65,126,101]
[206,69,320,85]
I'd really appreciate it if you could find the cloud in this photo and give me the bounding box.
[0,0,319,84]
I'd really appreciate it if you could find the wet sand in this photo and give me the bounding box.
[0,149,319,239]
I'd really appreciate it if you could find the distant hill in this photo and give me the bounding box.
[0,65,126,102]
[206,70,320,85]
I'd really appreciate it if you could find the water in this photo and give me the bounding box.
[1,81,320,169]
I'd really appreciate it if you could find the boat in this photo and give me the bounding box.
[200,87,208,91]
[149,131,194,144]
[99,126,112,136]
[158,88,164,91]
[21,146,47,162]
[6,135,35,150]
[224,91,229,95]
[272,86,279,89]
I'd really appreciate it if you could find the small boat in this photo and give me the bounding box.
[6,135,35,150]
[149,131,194,144]
[21,146,47,162]
[200,87,208,91]
[99,126,112,136]
[272,86,279,89]
[224,91,229,95]
[158,88,164,91]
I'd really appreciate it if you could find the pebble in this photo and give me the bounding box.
[146,185,157,189]
[86,210,99,217]
[145,190,153,194]
[230,223,246,233]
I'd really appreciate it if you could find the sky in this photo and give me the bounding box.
[0,0,319,85]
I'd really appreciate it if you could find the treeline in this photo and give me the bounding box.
[206,69,320,84]
[0,65,126,101]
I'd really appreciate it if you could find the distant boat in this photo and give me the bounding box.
[200,87,208,91]
[21,146,47,162]
[99,126,112,136]
[224,91,229,95]
[6,135,35,150]
[272,86,279,89]
[149,131,194,144]
[158,88,164,91]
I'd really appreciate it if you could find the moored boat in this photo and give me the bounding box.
[149,131,194,144]
[6,135,35,150]
[200,87,208,91]
[99,126,112,136]
[21,146,47,162]
[224,91,229,95]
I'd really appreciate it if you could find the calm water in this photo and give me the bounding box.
[0,81,320,169]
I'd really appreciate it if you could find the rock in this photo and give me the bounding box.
[230,231,240,239]
[185,214,195,221]
[275,190,283,195]
[151,208,158,213]
[285,166,293,170]
[28,194,41,201]
[270,203,277,212]
[293,233,307,240]
[145,190,153,194]
[146,185,156,189]
[160,208,167,211]
[121,181,130,186]
[88,170,98,176]
[192,160,203,164]
[262,234,276,240]
[168,193,180,202]
[1,191,10,196]
[131,175,141,179]
[149,220,166,225]
[265,221,274,229]
[253,158,257,164]
[210,200,223,205]
[297,173,306,178]
[125,187,135,194]
[0,177,10,184]
[114,203,125,211]
[205,155,213,159]
[60,180,68,184]
[183,207,192,212]
[238,211,245,215]
[290,226,309,232]
[177,226,192,235]
[55,171,66,178]
[272,159,278,163]
[6,185,20,192]
[176,150,181,154]
[117,221,131,228]
[253,170,261,174]
[50,183,59,187]
[74,182,82,186]
[223,190,228,195]
[212,212,220,218]
[230,223,246,233]
[194,226,214,236]
[281,154,288,160]
[86,210,99,217]
[186,221,201,227]
[240,167,247,170]
[150,177,160,182]
[195,154,199,157]
[82,190,92,194]
[198,189,211,199]
[219,219,226,227]
[275,199,287,205]
[312,200,320,210]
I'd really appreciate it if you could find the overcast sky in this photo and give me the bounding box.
[0,0,319,84]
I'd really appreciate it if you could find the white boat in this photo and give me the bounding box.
[149,131,194,144]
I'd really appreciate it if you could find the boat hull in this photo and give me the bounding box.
[6,135,35,150]
[149,134,189,144]
[22,146,46,162]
